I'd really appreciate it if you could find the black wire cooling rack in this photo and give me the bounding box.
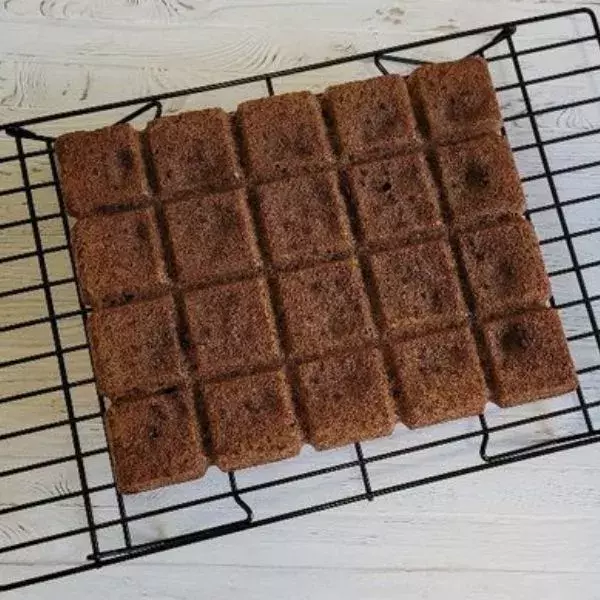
[2,7,600,592]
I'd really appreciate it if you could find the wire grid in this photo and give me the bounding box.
[2,7,600,592]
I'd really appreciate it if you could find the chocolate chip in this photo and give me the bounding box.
[465,161,490,189]
[500,259,517,283]
[501,324,532,353]
[117,148,134,171]
[135,221,149,242]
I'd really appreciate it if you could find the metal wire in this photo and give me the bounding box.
[2,7,600,592]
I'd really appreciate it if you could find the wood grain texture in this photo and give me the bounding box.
[1,1,600,599]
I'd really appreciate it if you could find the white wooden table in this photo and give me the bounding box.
[1,2,600,599]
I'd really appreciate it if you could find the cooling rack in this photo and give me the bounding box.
[2,7,600,592]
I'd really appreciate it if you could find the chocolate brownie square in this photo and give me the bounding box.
[408,56,502,142]
[105,388,208,493]
[256,171,353,269]
[390,326,487,428]
[88,296,186,399]
[482,308,577,407]
[324,75,419,161]
[296,348,395,450]
[55,123,149,217]
[164,189,261,287]
[184,278,281,379]
[237,91,334,182]
[368,239,468,336]
[277,259,376,360]
[436,134,525,227]
[458,219,550,318]
[203,370,303,471]
[346,153,442,248]
[72,207,169,307]
[146,108,243,198]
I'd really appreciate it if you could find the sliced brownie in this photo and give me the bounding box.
[105,388,208,494]
[482,308,577,407]
[296,348,395,450]
[72,207,169,307]
[203,370,303,471]
[277,259,376,361]
[88,296,186,399]
[256,171,353,269]
[55,123,149,217]
[324,75,419,161]
[164,189,261,287]
[390,326,487,428]
[368,239,468,336]
[184,278,282,379]
[458,219,550,318]
[237,91,334,182]
[346,153,442,248]
[408,56,502,142]
[146,108,243,198]
[436,134,525,227]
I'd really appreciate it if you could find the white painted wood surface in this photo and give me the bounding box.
[2,1,600,598]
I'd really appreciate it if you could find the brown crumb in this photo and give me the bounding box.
[436,134,525,227]
[346,152,442,247]
[146,108,243,199]
[105,388,208,494]
[256,171,353,268]
[482,308,578,407]
[55,123,149,217]
[88,296,187,400]
[277,259,376,360]
[458,219,550,318]
[296,348,396,450]
[324,75,419,161]
[203,370,303,471]
[390,326,487,428]
[184,278,282,379]
[164,189,261,287]
[72,207,169,307]
[369,238,468,335]
[408,56,502,142]
[237,91,334,182]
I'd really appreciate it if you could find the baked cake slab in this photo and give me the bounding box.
[54,56,578,492]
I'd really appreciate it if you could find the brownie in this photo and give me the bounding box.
[256,171,353,269]
[277,259,376,360]
[482,308,577,407]
[346,153,442,248]
[105,388,208,493]
[237,91,334,182]
[203,370,303,471]
[184,278,282,379]
[164,189,261,287]
[408,56,502,142]
[436,134,525,227]
[88,296,186,399]
[390,326,487,428]
[459,219,550,318]
[61,64,576,490]
[324,75,419,161]
[55,123,149,217]
[368,239,468,336]
[296,348,395,450]
[146,108,243,198]
[72,207,169,307]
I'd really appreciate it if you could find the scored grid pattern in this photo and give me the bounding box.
[2,8,600,592]
[61,57,512,475]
